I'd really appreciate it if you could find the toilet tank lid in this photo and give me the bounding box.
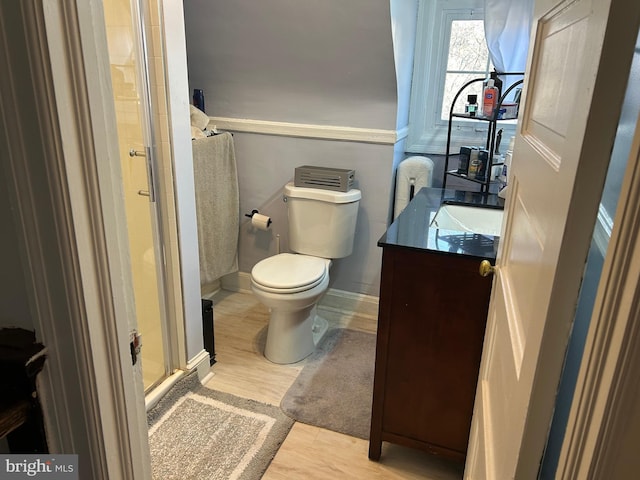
[284,182,361,203]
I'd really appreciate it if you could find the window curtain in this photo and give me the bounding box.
[484,0,534,96]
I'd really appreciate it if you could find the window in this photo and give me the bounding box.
[441,19,492,120]
[407,0,514,154]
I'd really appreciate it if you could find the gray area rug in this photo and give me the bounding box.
[147,373,294,480]
[280,328,376,439]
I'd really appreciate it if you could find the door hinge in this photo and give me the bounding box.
[130,330,142,366]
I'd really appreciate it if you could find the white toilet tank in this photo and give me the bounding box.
[284,182,361,258]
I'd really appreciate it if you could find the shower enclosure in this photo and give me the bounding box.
[103,0,173,391]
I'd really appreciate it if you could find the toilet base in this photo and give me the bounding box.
[264,305,328,364]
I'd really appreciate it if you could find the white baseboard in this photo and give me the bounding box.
[145,370,184,411]
[220,271,379,318]
[319,288,379,319]
[220,271,252,293]
[144,350,212,411]
[201,279,222,300]
[186,349,212,383]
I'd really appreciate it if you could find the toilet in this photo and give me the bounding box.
[251,182,361,364]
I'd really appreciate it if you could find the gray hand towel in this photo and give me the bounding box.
[192,133,239,285]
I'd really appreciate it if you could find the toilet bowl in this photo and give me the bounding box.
[251,253,331,364]
[250,181,361,364]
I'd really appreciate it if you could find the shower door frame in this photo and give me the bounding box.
[128,0,175,392]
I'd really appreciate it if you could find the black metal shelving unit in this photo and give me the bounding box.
[443,73,524,193]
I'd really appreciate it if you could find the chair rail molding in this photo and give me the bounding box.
[208,116,408,145]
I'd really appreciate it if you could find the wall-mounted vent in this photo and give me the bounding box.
[294,165,355,192]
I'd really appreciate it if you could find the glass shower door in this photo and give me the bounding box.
[103,0,169,391]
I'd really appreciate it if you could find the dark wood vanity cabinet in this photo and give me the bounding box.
[369,244,493,463]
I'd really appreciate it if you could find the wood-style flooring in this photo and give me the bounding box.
[205,290,464,480]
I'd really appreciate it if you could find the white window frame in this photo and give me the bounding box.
[407,0,516,154]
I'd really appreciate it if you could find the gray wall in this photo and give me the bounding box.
[183,0,413,295]
[184,0,397,129]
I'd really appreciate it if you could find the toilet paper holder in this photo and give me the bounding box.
[245,209,272,228]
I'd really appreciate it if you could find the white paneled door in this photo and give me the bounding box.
[465,0,639,478]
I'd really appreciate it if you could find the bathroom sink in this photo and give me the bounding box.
[430,203,504,237]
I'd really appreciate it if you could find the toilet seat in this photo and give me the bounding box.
[251,253,328,294]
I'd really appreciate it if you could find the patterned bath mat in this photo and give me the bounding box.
[147,374,293,480]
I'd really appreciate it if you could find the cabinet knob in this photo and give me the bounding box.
[479,260,496,277]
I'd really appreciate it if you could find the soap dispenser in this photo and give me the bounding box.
[482,80,499,117]
[487,71,503,100]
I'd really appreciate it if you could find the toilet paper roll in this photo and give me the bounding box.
[251,213,272,231]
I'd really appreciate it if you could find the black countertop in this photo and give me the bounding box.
[378,187,504,260]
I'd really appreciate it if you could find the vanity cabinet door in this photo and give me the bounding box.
[369,246,493,462]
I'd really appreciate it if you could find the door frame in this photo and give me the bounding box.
[45,0,153,476]
[1,0,151,477]
[557,107,640,476]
